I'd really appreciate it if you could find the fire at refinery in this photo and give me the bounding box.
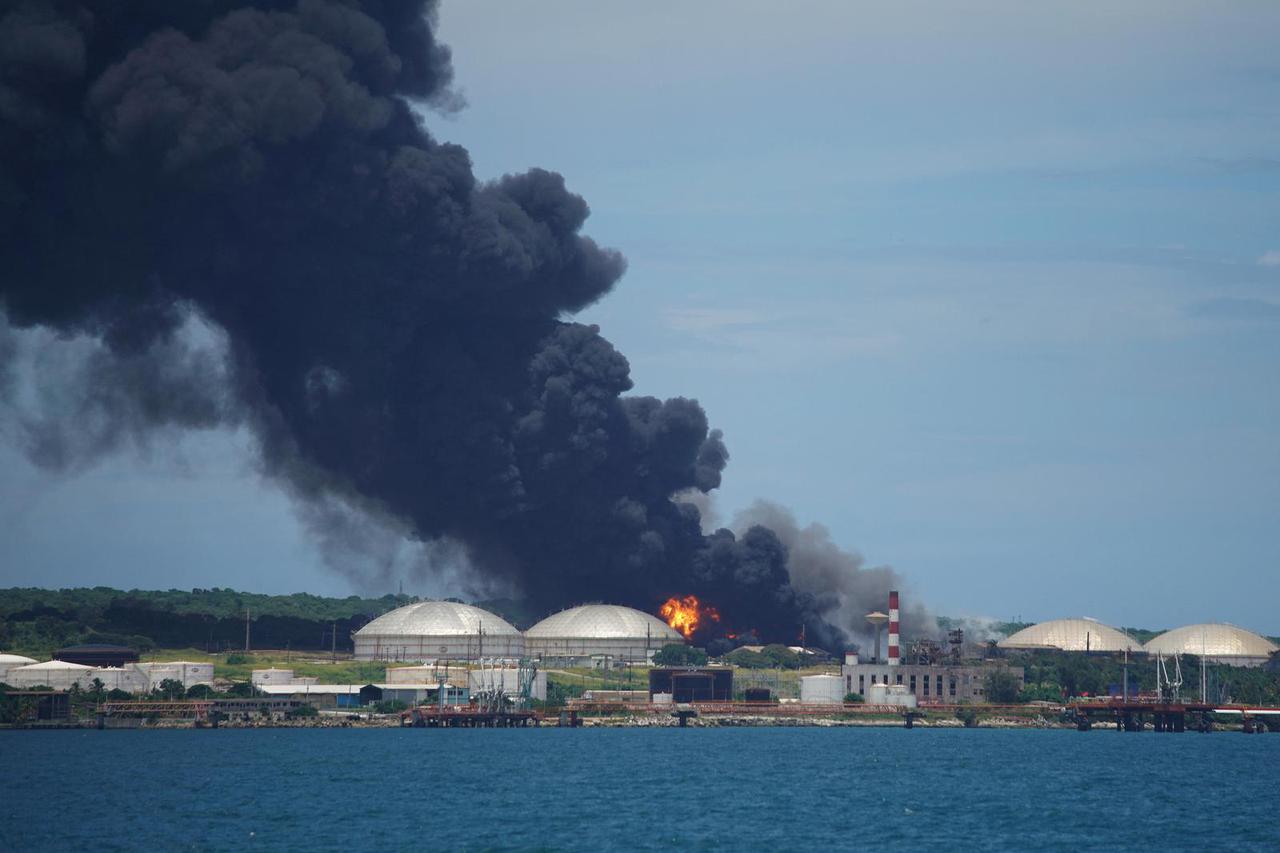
[659,595,721,639]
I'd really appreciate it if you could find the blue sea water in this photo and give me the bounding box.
[1,727,1277,851]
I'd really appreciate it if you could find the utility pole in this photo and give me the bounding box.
[1200,629,1208,704]
[1122,647,1128,703]
[331,622,337,663]
[244,608,251,652]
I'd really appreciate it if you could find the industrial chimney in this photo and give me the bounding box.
[888,590,900,666]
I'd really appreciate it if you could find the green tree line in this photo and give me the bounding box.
[0,586,418,657]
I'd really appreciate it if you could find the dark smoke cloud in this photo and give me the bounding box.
[0,308,235,470]
[0,0,862,649]
[732,501,937,648]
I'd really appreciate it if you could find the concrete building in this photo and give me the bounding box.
[1144,623,1278,667]
[525,604,683,665]
[997,618,1142,653]
[840,660,1024,703]
[353,601,524,662]
[373,683,469,706]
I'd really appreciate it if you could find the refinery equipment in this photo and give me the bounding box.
[865,611,889,664]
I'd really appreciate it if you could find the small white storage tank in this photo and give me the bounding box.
[800,674,846,704]
[885,685,918,708]
[91,667,149,692]
[133,662,215,689]
[385,665,439,684]
[867,682,918,707]
[252,668,296,686]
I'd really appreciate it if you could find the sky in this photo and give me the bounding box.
[2,2,1278,633]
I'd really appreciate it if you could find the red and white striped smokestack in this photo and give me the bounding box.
[887,590,900,666]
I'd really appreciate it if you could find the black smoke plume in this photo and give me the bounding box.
[0,1,901,650]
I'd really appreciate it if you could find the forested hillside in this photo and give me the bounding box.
[0,587,416,657]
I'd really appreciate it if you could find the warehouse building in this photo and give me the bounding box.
[353,600,524,661]
[1144,623,1277,667]
[649,667,734,702]
[524,604,683,665]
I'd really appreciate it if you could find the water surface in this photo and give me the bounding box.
[2,727,1276,851]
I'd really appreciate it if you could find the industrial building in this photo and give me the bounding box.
[255,682,471,707]
[842,590,1025,703]
[649,667,734,702]
[840,660,1022,703]
[524,604,684,665]
[997,618,1143,653]
[352,600,525,661]
[1143,623,1277,667]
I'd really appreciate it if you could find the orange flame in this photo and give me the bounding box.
[659,594,720,639]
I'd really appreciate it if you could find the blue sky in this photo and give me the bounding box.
[2,2,1277,633]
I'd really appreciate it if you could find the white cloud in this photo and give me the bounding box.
[1258,250,1280,267]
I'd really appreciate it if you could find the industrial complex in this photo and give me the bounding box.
[3,588,1278,730]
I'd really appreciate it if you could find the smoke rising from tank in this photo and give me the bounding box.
[732,501,936,648]
[0,1,918,649]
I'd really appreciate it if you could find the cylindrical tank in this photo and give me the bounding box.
[385,665,438,684]
[251,668,295,686]
[866,682,918,707]
[800,674,845,704]
[886,684,918,708]
[92,667,149,692]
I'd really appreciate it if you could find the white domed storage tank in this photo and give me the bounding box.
[1143,623,1277,667]
[800,674,845,705]
[524,604,684,664]
[997,618,1142,652]
[353,601,524,662]
[0,653,37,683]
